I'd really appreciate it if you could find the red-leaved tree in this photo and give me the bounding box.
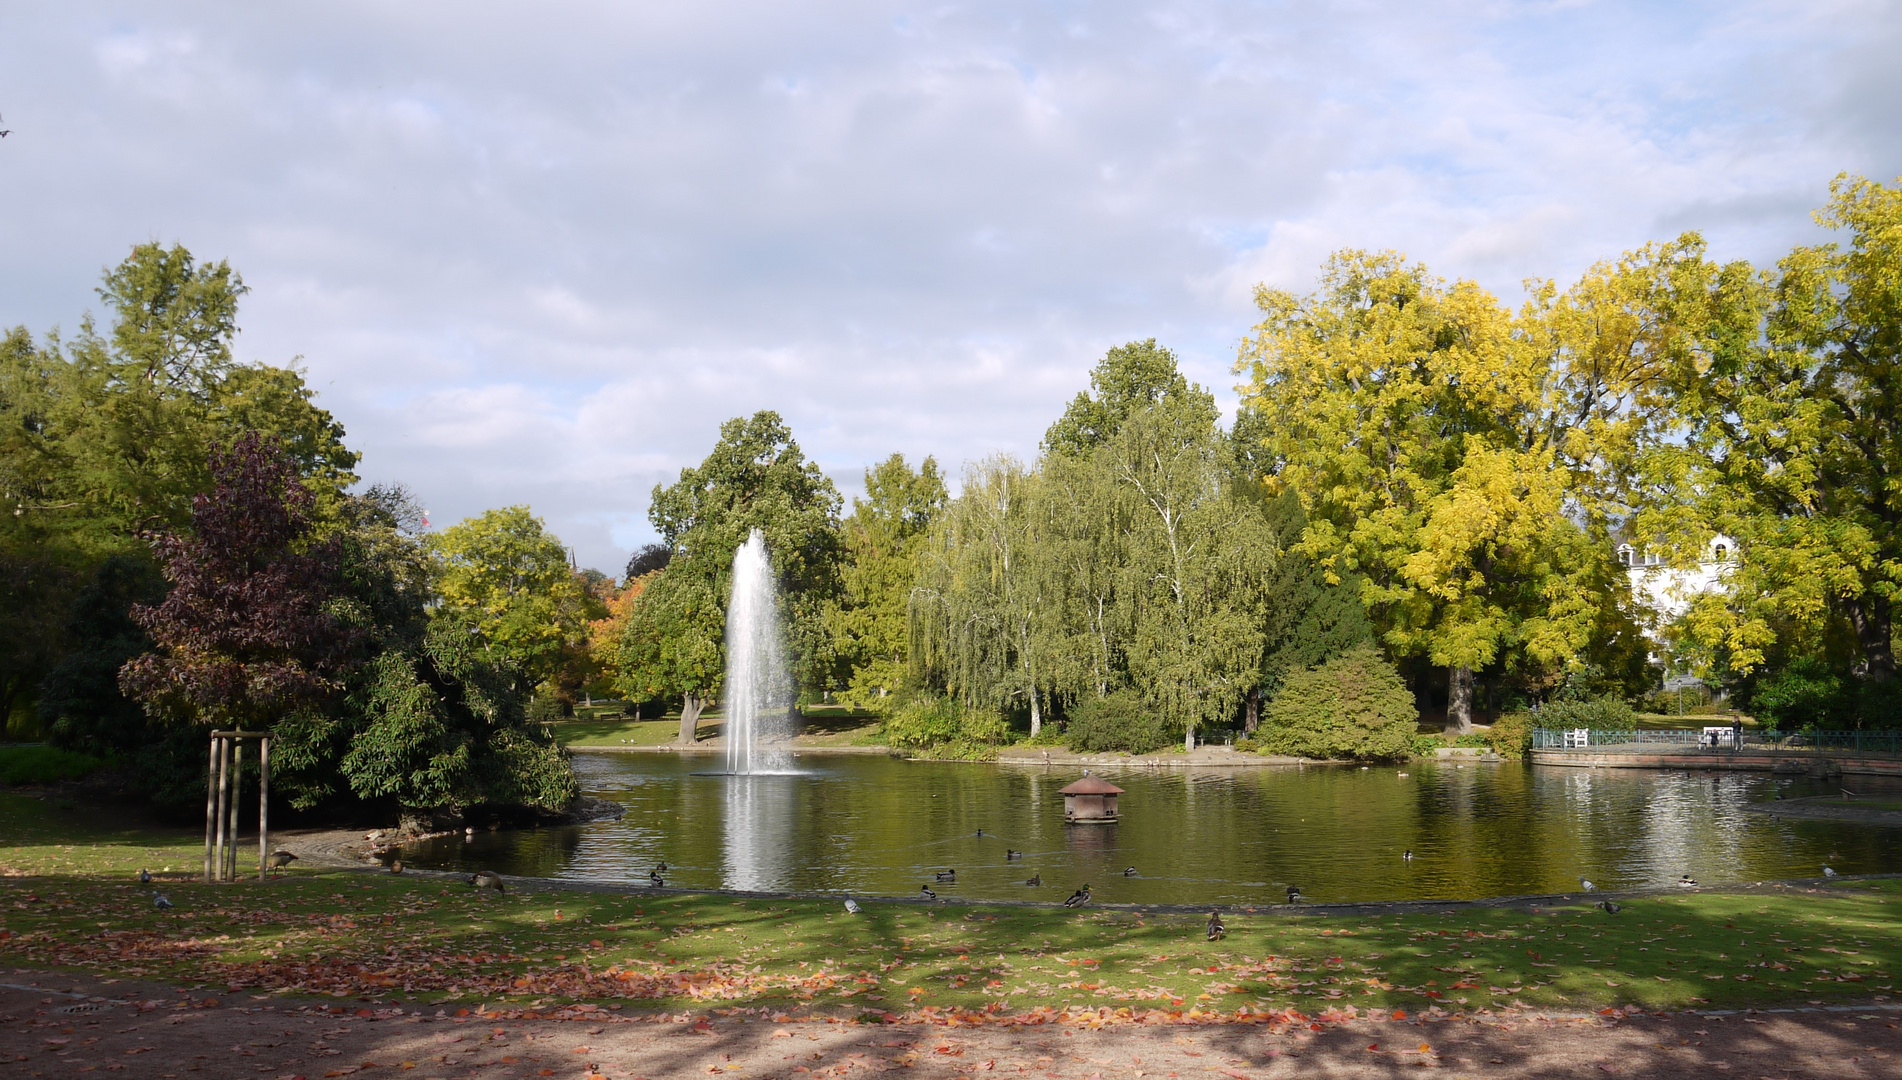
[119,432,352,730]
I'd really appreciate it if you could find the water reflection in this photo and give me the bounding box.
[720,774,797,891]
[396,755,1902,904]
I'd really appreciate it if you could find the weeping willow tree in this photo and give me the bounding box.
[910,344,1280,748]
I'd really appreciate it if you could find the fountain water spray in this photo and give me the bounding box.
[724,529,793,774]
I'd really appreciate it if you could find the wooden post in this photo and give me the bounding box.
[228,740,244,881]
[204,736,220,884]
[215,736,231,882]
[257,737,270,881]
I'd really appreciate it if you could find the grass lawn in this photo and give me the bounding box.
[548,705,884,749]
[2,792,1898,1023]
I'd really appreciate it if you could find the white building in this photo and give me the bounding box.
[1616,535,1736,648]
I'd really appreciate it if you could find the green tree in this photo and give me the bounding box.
[831,454,948,705]
[432,506,597,695]
[1043,338,1190,457]
[623,411,843,742]
[1248,489,1375,729]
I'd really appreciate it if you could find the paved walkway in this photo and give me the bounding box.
[5,972,1899,1080]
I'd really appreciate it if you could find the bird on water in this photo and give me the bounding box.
[1025,873,1042,887]
[656,861,669,873]
[1402,850,1414,861]
[935,869,956,882]
[1206,911,1226,941]
[1123,866,1138,877]
[1006,850,1021,860]
[1677,875,1697,888]
[920,885,937,900]
[1285,886,1303,904]
[1062,884,1092,908]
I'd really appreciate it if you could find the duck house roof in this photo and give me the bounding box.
[1060,772,1124,795]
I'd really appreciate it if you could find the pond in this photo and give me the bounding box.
[397,752,1902,906]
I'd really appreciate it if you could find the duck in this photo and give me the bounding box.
[844,898,862,915]
[1062,884,1092,909]
[1025,873,1042,887]
[1006,850,1021,860]
[934,869,956,882]
[649,868,665,888]
[1206,911,1226,941]
[1677,875,1697,888]
[920,885,937,900]
[1123,866,1138,877]
[471,870,506,894]
[655,861,669,873]
[1402,850,1414,861]
[388,858,404,875]
[1285,886,1303,904]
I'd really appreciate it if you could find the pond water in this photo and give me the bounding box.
[397,752,1902,905]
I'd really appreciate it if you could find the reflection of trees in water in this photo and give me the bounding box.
[389,755,1902,900]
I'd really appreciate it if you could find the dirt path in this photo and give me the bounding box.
[5,970,1899,1080]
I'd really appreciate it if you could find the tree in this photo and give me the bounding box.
[431,506,599,696]
[1236,251,1618,732]
[118,433,351,732]
[38,556,163,755]
[1632,175,1902,702]
[623,411,843,741]
[831,454,947,705]
[1248,489,1374,729]
[1044,338,1190,457]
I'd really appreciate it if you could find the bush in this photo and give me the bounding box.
[1258,645,1417,760]
[1487,712,1533,757]
[0,745,106,785]
[1065,690,1178,754]
[1535,694,1637,731]
[880,695,1009,749]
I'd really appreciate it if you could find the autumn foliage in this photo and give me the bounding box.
[119,432,350,729]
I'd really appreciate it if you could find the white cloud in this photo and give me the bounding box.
[0,0,1896,572]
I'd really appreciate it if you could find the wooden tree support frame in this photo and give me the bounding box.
[204,731,271,883]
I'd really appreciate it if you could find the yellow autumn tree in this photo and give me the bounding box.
[1235,251,1638,732]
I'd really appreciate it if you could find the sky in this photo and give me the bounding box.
[2,1,1898,574]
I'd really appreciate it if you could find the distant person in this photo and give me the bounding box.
[1732,718,1743,751]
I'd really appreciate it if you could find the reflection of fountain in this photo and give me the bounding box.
[722,774,796,891]
[725,529,793,775]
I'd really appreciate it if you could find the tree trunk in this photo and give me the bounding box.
[1444,665,1475,735]
[1854,593,1896,681]
[1184,723,1196,752]
[1244,686,1261,733]
[678,694,705,744]
[1029,693,1041,738]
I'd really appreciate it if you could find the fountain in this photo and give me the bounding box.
[723,529,794,775]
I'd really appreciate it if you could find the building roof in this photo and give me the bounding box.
[1059,771,1124,795]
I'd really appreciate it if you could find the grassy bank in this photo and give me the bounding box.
[2,793,1897,1021]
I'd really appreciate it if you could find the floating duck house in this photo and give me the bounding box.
[1060,771,1123,823]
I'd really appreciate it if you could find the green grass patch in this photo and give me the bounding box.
[0,744,106,785]
[0,790,1895,1018]
[549,717,701,747]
